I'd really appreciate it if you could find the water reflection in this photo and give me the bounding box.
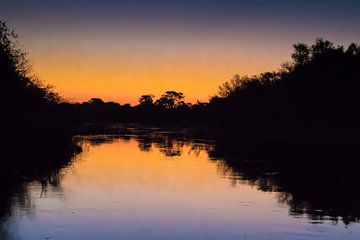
[0,137,80,239]
[80,131,360,225]
[1,129,360,239]
[209,140,360,225]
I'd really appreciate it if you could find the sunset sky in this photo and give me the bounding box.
[1,0,360,104]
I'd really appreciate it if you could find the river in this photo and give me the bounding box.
[1,129,359,240]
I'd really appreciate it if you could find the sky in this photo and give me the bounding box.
[1,0,360,104]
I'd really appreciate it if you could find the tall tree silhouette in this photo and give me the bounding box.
[0,21,61,129]
[0,21,59,108]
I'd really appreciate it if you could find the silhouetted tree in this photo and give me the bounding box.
[218,74,242,97]
[0,20,79,200]
[155,91,184,109]
[139,94,154,106]
[311,38,335,57]
[292,43,311,65]
[0,21,60,107]
[88,98,105,104]
[0,21,66,137]
[347,43,360,56]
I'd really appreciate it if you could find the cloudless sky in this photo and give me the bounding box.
[1,0,360,104]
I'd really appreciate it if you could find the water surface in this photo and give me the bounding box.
[1,133,359,240]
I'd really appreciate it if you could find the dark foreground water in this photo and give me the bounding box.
[1,131,360,240]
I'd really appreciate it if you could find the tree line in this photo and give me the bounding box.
[2,20,360,138]
[65,38,360,137]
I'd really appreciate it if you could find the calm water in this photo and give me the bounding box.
[1,133,360,240]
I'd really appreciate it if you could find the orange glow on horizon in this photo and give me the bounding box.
[4,1,360,105]
[25,35,290,105]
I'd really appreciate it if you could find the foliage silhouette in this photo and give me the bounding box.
[154,91,185,109]
[72,38,360,138]
[0,21,74,140]
[139,94,155,106]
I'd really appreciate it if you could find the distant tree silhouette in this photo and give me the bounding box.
[218,74,243,97]
[139,94,154,106]
[346,43,360,56]
[155,91,184,109]
[61,38,360,132]
[291,43,311,65]
[88,98,105,104]
[311,38,335,57]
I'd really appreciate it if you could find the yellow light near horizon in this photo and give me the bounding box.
[26,36,288,105]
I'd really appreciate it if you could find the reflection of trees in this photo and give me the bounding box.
[138,139,152,152]
[83,128,214,158]
[4,128,358,231]
[0,221,15,240]
[88,128,360,225]
[86,131,360,224]
[0,176,65,239]
[135,133,214,157]
[0,138,81,239]
[208,139,360,225]
[155,136,184,156]
[81,135,130,146]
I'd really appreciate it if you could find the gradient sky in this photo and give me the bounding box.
[1,0,360,104]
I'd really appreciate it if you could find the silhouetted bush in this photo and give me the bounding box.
[0,21,77,168]
[206,38,360,134]
[0,21,66,136]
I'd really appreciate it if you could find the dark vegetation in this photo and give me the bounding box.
[0,21,80,234]
[1,20,360,225]
[0,21,76,164]
[71,39,360,142]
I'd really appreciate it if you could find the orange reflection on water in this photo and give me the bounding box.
[6,135,360,240]
[61,139,272,211]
